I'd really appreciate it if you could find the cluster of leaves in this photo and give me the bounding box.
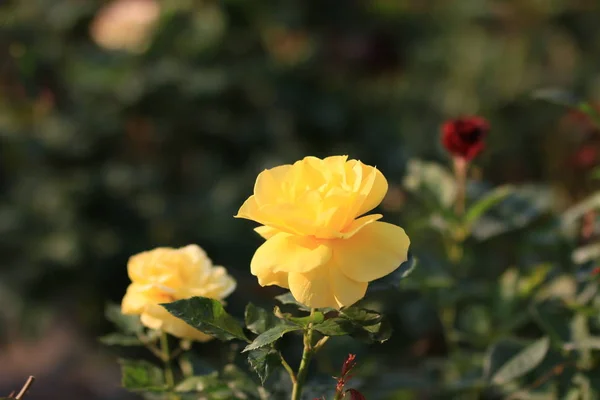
[102,292,396,399]
[358,94,600,399]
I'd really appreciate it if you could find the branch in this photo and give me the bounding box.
[8,376,35,399]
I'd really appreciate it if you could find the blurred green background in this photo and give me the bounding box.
[2,0,600,398]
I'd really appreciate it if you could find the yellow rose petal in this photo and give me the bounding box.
[339,213,382,238]
[251,232,331,274]
[334,221,410,282]
[121,283,148,314]
[356,165,388,217]
[329,261,368,308]
[254,165,291,205]
[257,270,289,288]
[254,225,280,239]
[288,266,337,309]
[235,195,261,220]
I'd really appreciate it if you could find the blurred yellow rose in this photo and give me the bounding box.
[121,245,236,341]
[236,155,410,309]
[90,0,160,53]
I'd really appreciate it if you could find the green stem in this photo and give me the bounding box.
[279,351,297,385]
[291,309,318,400]
[160,332,177,398]
[453,157,467,217]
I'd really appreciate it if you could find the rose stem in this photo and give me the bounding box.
[453,156,468,217]
[291,309,327,400]
[160,332,177,399]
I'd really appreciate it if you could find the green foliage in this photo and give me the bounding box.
[243,323,304,352]
[247,347,281,385]
[7,1,600,398]
[105,303,143,335]
[487,337,550,385]
[162,297,249,342]
[119,359,166,392]
[245,303,282,335]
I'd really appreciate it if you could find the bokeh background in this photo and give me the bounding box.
[2,0,600,398]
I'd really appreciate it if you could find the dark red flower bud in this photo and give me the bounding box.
[345,388,367,400]
[341,354,357,377]
[441,116,489,161]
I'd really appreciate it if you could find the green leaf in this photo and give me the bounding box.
[403,159,457,210]
[99,333,143,346]
[274,292,310,311]
[360,318,393,343]
[105,303,143,334]
[312,318,356,336]
[563,193,600,227]
[468,184,554,241]
[531,88,580,108]
[340,307,382,326]
[465,185,514,225]
[119,359,165,392]
[247,347,280,385]
[175,373,232,398]
[245,303,281,334]
[313,308,392,343]
[572,242,600,265]
[564,337,600,350]
[162,297,249,342]
[273,306,325,326]
[490,337,550,385]
[243,322,303,352]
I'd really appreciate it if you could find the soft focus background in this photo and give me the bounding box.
[2,0,600,399]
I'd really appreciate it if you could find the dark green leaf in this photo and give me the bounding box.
[162,297,249,342]
[243,323,303,352]
[273,306,325,326]
[245,303,281,334]
[363,318,393,343]
[531,88,580,108]
[99,333,143,346]
[274,292,310,311]
[247,347,281,385]
[313,318,356,336]
[313,308,392,343]
[490,337,550,385]
[119,359,166,392]
[105,303,143,334]
[175,373,232,398]
[403,159,457,210]
[340,307,382,326]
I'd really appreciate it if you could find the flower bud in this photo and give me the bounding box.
[441,116,489,161]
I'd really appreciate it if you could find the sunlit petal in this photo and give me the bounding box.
[334,221,410,282]
[288,265,337,309]
[251,233,331,274]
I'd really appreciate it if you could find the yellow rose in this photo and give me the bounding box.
[236,155,410,309]
[90,0,160,53]
[121,245,236,341]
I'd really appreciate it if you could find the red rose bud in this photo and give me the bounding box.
[441,116,489,161]
[341,354,357,378]
[345,389,367,400]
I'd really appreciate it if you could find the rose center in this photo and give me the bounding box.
[460,128,483,144]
